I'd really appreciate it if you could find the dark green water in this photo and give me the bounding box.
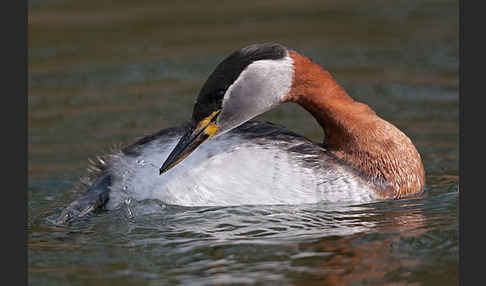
[28,1,459,285]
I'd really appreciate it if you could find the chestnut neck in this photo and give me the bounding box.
[286,51,425,198]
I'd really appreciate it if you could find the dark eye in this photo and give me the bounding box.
[207,89,224,101]
[219,89,226,100]
[213,89,225,104]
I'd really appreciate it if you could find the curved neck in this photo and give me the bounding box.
[286,51,425,198]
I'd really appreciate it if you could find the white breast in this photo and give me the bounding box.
[105,129,378,209]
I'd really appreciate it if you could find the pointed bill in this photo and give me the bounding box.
[159,110,220,174]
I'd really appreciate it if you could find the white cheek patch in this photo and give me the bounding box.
[217,55,294,133]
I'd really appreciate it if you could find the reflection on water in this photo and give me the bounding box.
[29,0,458,285]
[29,186,458,285]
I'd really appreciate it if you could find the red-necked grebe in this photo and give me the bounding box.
[57,43,425,224]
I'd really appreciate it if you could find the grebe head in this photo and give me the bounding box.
[160,43,295,174]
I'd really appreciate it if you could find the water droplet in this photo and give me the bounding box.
[125,198,134,218]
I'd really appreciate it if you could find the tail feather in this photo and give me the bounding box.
[54,172,112,225]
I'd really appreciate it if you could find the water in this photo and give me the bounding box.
[28,0,459,285]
